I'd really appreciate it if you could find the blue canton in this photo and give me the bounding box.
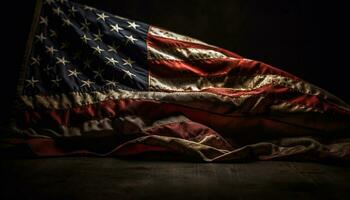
[24,0,149,96]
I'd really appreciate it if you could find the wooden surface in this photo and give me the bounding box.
[1,158,349,199]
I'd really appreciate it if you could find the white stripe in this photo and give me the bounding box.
[149,74,350,111]
[20,88,333,115]
[148,46,238,61]
[270,102,322,113]
[20,89,252,110]
[148,46,179,60]
[149,26,213,46]
[150,74,290,92]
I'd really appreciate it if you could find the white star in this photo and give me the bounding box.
[110,23,123,33]
[127,21,140,30]
[125,34,137,44]
[25,77,39,88]
[70,6,78,16]
[92,45,104,54]
[67,69,81,77]
[53,7,63,16]
[45,46,58,55]
[93,29,103,41]
[30,56,40,65]
[80,19,90,31]
[96,12,109,21]
[83,59,91,69]
[56,56,69,65]
[107,43,119,53]
[39,16,48,26]
[51,76,62,87]
[49,29,57,37]
[80,34,91,43]
[122,57,134,68]
[81,79,94,88]
[105,80,118,87]
[35,33,46,43]
[105,57,118,66]
[60,42,69,49]
[93,68,104,79]
[62,18,72,26]
[43,65,53,74]
[122,69,137,79]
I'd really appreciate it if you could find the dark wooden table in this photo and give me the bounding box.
[1,158,349,199]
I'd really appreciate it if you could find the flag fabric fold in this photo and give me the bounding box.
[1,0,350,162]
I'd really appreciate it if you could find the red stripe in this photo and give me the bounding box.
[1,138,170,157]
[203,85,350,115]
[284,94,350,115]
[20,97,350,134]
[147,34,297,79]
[201,84,289,97]
[149,58,297,79]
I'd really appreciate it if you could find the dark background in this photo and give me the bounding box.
[1,0,349,123]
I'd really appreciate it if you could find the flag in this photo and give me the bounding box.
[2,0,350,162]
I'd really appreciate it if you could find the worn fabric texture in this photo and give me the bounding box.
[1,0,350,162]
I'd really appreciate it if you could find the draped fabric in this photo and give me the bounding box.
[1,0,350,162]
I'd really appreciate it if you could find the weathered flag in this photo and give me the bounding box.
[2,0,350,161]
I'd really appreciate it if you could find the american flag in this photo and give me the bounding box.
[3,0,350,161]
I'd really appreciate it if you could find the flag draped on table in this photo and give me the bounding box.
[2,0,350,162]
